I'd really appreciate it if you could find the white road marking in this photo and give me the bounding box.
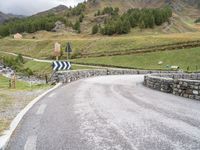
[36,104,47,115]
[24,136,37,150]
[48,93,55,98]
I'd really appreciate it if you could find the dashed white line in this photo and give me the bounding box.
[48,93,55,98]
[24,136,37,150]
[36,104,47,115]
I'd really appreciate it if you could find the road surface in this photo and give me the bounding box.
[6,75,200,150]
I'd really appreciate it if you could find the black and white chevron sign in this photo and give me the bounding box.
[52,61,71,71]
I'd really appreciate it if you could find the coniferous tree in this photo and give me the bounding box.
[73,21,81,33]
[92,24,99,34]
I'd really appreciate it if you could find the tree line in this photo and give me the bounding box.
[92,6,172,35]
[94,7,119,16]
[66,2,86,16]
[0,14,67,37]
[0,2,87,37]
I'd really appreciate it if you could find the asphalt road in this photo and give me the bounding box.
[6,75,200,150]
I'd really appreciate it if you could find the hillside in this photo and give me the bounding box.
[0,0,199,73]
[33,5,68,17]
[0,0,200,37]
[0,12,15,24]
[43,0,200,34]
[0,12,24,24]
[81,0,200,33]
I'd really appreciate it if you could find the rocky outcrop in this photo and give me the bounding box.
[52,21,65,32]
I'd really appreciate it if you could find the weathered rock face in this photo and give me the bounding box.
[52,21,65,32]
[144,73,200,100]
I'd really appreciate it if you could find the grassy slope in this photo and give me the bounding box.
[0,52,99,78]
[0,75,49,90]
[73,47,200,72]
[1,32,200,59]
[24,61,99,76]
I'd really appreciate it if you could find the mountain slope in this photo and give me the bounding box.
[33,5,68,16]
[82,0,200,33]
[0,12,24,24]
[0,12,13,23]
[0,0,200,35]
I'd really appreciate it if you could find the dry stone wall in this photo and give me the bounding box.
[144,73,200,100]
[52,69,177,84]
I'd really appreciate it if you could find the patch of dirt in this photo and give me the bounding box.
[0,88,48,134]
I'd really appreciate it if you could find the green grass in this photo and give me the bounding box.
[24,61,52,77]
[73,47,200,72]
[0,75,50,90]
[1,32,200,59]
[24,61,99,76]
[72,64,99,70]
[0,52,99,78]
[0,76,10,89]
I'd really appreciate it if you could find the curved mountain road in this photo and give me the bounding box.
[6,75,200,150]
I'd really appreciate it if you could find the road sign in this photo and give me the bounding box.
[65,42,72,53]
[52,61,71,71]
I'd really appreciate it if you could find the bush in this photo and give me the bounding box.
[2,56,33,76]
[16,54,24,64]
[73,21,81,33]
[79,14,84,22]
[92,24,99,34]
[22,68,34,76]
[195,18,200,23]
[70,3,86,16]
[94,7,119,16]
[71,50,82,59]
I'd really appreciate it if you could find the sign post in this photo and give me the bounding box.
[65,42,72,60]
[10,74,16,89]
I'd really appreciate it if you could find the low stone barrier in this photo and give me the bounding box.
[144,73,200,100]
[52,69,178,84]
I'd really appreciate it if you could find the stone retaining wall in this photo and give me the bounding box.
[52,69,177,84]
[144,74,200,100]
[151,73,200,80]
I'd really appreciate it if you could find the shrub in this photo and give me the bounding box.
[92,24,99,34]
[195,18,200,23]
[71,50,82,59]
[16,54,24,64]
[73,21,81,33]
